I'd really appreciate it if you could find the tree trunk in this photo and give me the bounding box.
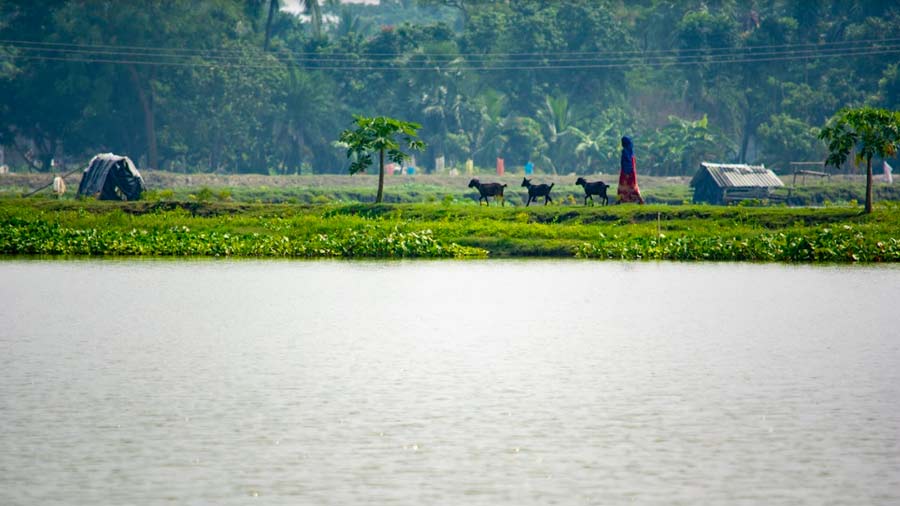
[264,0,278,50]
[11,141,42,172]
[127,65,159,170]
[865,154,873,214]
[41,150,54,173]
[739,97,754,163]
[211,129,223,173]
[33,136,58,172]
[376,148,385,203]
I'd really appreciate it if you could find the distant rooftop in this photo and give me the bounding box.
[692,162,784,188]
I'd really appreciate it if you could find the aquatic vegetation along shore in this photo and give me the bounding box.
[1,199,898,262]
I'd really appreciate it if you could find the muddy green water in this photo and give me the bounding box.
[1,260,898,505]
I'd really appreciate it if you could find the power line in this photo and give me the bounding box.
[7,47,899,71]
[4,39,900,65]
[2,35,900,58]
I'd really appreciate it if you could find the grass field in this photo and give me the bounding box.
[2,196,899,262]
[5,171,900,206]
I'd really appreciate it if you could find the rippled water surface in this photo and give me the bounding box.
[1,260,899,505]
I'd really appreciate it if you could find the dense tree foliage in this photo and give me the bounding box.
[820,107,900,212]
[1,0,898,175]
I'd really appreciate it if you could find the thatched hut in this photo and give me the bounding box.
[691,162,784,205]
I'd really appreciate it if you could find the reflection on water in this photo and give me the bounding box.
[1,260,899,505]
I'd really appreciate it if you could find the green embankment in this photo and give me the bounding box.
[2,198,899,261]
[5,173,900,206]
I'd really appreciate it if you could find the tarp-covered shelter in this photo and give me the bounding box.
[691,162,784,205]
[77,154,145,200]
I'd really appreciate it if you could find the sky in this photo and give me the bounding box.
[281,0,380,15]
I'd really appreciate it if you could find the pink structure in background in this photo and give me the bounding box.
[496,158,505,176]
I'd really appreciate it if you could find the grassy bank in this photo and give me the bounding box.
[5,172,899,206]
[2,198,899,261]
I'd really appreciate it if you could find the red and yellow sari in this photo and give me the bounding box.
[617,136,644,204]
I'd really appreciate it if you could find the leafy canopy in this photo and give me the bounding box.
[819,107,900,168]
[339,116,426,175]
[819,106,900,213]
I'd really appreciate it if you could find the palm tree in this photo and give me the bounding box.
[471,90,509,163]
[263,0,279,50]
[335,8,367,38]
[420,85,457,160]
[264,0,335,48]
[646,115,723,176]
[274,68,340,173]
[568,123,618,174]
[536,93,578,174]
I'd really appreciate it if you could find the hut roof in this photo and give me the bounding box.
[77,153,145,200]
[692,162,784,188]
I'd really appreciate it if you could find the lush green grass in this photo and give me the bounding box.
[140,182,696,205]
[1,172,693,204]
[779,181,900,206]
[7,172,900,206]
[0,199,485,259]
[2,197,899,261]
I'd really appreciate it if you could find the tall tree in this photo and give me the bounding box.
[264,0,280,50]
[819,107,900,213]
[260,0,325,46]
[339,116,425,203]
[536,93,577,174]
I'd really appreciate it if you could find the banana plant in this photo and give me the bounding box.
[535,93,579,173]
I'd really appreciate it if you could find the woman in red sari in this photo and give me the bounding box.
[617,136,644,204]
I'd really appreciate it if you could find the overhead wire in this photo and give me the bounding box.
[2,38,898,71]
[3,38,900,65]
[7,47,899,71]
[2,35,900,58]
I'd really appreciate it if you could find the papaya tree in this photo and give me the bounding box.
[339,115,425,203]
[819,107,900,213]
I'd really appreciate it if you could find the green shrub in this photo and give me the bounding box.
[144,189,175,202]
[190,187,215,202]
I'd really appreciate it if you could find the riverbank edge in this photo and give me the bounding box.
[2,199,899,262]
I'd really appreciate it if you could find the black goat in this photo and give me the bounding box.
[468,178,507,206]
[521,177,554,206]
[575,177,610,206]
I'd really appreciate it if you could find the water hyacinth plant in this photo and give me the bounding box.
[1,199,899,262]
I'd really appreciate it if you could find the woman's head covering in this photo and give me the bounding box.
[620,136,634,174]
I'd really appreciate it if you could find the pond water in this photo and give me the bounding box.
[1,259,899,506]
